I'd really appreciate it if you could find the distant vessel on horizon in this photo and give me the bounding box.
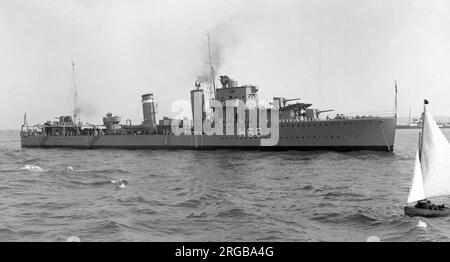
[397,108,450,129]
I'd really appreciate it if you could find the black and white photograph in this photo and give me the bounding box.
[1,0,450,250]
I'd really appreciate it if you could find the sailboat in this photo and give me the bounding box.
[404,100,450,217]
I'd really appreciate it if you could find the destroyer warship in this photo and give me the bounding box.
[20,60,397,151]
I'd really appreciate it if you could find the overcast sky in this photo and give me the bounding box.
[1,0,450,129]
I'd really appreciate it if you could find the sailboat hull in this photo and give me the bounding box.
[404,206,450,218]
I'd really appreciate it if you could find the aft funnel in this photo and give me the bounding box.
[141,93,157,131]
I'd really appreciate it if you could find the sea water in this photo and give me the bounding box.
[1,129,450,242]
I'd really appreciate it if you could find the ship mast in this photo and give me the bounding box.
[72,60,80,125]
[207,34,216,99]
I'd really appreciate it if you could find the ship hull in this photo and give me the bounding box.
[21,117,397,152]
[404,206,450,218]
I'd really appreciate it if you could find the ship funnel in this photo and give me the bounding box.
[190,88,205,135]
[141,93,157,131]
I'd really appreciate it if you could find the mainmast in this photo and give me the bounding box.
[207,34,216,99]
[72,60,80,125]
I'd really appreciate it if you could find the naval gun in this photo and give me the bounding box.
[285,98,301,103]
[274,97,302,108]
[304,109,335,120]
[316,109,334,118]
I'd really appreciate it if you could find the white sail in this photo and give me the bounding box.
[407,150,425,203]
[419,111,450,200]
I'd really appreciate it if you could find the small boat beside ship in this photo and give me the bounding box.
[404,100,450,218]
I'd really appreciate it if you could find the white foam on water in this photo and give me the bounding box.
[111,178,128,187]
[21,164,45,172]
[366,236,381,242]
[66,166,74,171]
[417,220,427,228]
[67,236,81,242]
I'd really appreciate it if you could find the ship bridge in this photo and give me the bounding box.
[215,75,258,104]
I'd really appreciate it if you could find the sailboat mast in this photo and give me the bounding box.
[72,60,80,125]
[419,100,428,160]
